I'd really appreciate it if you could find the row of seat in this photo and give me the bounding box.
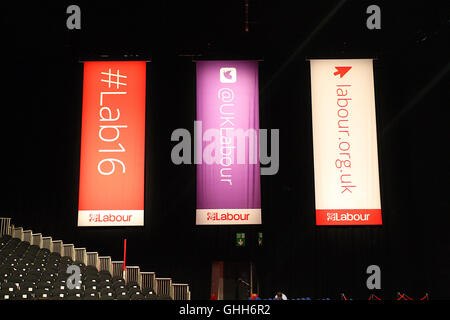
[0,287,167,300]
[0,235,171,300]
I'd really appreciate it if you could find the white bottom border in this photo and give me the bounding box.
[78,210,144,226]
[196,209,262,225]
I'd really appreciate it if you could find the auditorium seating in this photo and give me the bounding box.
[0,217,191,300]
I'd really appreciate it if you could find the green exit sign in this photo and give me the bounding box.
[236,233,245,247]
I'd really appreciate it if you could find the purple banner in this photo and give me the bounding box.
[196,60,261,225]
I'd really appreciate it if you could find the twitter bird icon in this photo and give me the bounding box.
[220,67,237,83]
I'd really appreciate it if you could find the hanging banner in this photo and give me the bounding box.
[310,59,382,225]
[78,61,146,226]
[196,60,261,225]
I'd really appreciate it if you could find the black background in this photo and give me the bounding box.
[2,0,449,300]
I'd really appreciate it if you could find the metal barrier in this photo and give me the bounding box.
[74,248,87,265]
[173,284,191,300]
[23,230,33,243]
[52,240,63,256]
[112,261,124,278]
[31,233,42,247]
[99,256,112,273]
[63,244,75,261]
[156,278,173,298]
[13,227,24,241]
[87,252,99,269]
[125,266,140,285]
[0,218,11,237]
[141,272,156,291]
[42,237,53,251]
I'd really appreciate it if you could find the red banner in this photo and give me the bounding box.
[78,61,146,226]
